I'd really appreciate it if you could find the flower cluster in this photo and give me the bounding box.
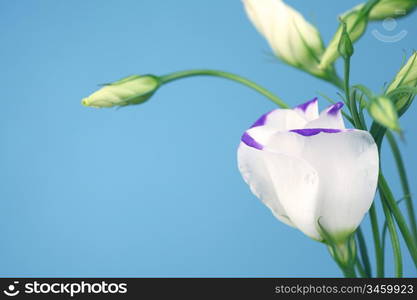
[82,0,417,277]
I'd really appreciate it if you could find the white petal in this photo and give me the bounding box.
[293,97,319,122]
[305,102,346,129]
[262,151,321,239]
[266,129,379,241]
[250,108,307,131]
[237,143,295,227]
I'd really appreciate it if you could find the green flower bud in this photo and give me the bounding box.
[82,75,160,108]
[387,52,417,93]
[320,8,367,69]
[338,22,354,59]
[369,96,401,132]
[369,0,417,20]
[386,52,417,111]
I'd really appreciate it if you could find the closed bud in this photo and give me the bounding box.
[386,52,417,111]
[338,22,354,59]
[82,75,160,108]
[243,0,328,77]
[320,8,367,69]
[387,52,417,92]
[369,96,401,132]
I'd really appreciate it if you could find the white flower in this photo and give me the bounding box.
[237,98,379,242]
[243,0,326,77]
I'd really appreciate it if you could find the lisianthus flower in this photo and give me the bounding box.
[238,98,379,242]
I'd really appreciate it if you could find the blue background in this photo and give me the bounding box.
[0,0,416,277]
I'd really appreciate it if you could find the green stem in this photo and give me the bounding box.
[379,173,417,268]
[325,72,344,90]
[340,57,380,277]
[356,228,372,277]
[369,204,384,277]
[386,131,417,242]
[342,267,357,278]
[343,58,363,129]
[355,260,367,277]
[380,191,403,277]
[343,58,352,108]
[160,69,288,108]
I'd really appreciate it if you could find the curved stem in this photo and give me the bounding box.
[380,192,403,277]
[379,173,417,268]
[160,69,288,108]
[386,131,417,242]
[369,204,384,277]
[356,227,372,277]
[325,71,344,90]
[355,260,367,278]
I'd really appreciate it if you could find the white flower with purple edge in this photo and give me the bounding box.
[237,98,379,242]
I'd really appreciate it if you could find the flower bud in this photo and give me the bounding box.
[338,22,354,59]
[243,0,327,77]
[386,52,417,111]
[320,8,367,69]
[369,0,417,20]
[387,52,417,93]
[368,96,401,132]
[82,75,160,108]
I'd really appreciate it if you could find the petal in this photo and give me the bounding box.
[242,126,279,149]
[237,143,295,227]
[305,130,379,241]
[262,151,321,239]
[304,102,346,129]
[293,97,319,122]
[250,109,307,131]
[266,129,379,241]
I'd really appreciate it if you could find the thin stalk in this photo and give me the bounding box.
[379,173,417,268]
[386,131,417,242]
[355,260,367,278]
[343,58,363,129]
[369,204,384,277]
[343,58,352,108]
[356,227,372,277]
[325,72,344,90]
[341,57,379,277]
[380,194,403,277]
[160,69,288,108]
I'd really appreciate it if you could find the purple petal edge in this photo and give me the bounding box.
[250,111,270,128]
[290,128,342,136]
[327,102,344,115]
[241,132,263,150]
[295,97,318,112]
